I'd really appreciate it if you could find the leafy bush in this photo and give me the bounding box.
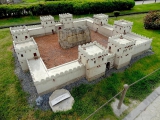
[0,0,135,18]
[113,11,120,18]
[144,11,160,29]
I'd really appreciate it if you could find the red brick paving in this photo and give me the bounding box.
[34,30,108,69]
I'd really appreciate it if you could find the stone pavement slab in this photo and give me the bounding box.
[123,87,160,120]
[135,96,160,120]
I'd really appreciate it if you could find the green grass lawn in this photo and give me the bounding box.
[0,3,160,27]
[0,14,160,120]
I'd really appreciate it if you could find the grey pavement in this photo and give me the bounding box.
[123,87,160,120]
[135,0,160,5]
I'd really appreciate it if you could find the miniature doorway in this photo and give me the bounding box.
[34,53,37,57]
[106,62,110,70]
[52,29,54,34]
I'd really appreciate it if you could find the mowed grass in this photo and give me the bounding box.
[0,3,160,27]
[0,14,160,120]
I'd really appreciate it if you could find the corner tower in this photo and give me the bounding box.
[59,13,73,28]
[40,15,55,34]
[10,26,30,43]
[93,14,108,31]
[78,41,108,81]
[107,34,136,69]
[113,19,133,35]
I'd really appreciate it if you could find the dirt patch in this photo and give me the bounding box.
[34,30,108,69]
[7,45,13,52]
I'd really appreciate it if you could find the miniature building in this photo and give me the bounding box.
[113,20,133,35]
[10,13,152,95]
[40,15,55,34]
[108,34,136,69]
[78,41,114,81]
[10,26,30,43]
[13,37,40,71]
[59,13,73,29]
[93,14,109,31]
[58,26,91,49]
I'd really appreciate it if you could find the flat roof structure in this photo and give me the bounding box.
[113,38,131,45]
[114,19,133,27]
[93,14,108,19]
[27,58,48,83]
[15,40,35,49]
[85,45,103,55]
[13,37,37,52]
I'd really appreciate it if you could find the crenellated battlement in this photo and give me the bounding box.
[59,13,73,18]
[108,34,136,47]
[93,13,108,19]
[79,41,108,59]
[11,28,28,34]
[114,19,133,26]
[27,25,42,29]
[135,40,152,47]
[40,15,54,21]
[128,32,152,41]
[10,26,26,30]
[73,17,91,22]
[14,37,38,52]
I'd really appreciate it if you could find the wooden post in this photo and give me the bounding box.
[117,84,129,109]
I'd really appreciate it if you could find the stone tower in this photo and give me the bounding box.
[59,13,73,29]
[93,14,108,31]
[78,41,109,81]
[10,27,40,71]
[112,19,133,36]
[107,34,136,69]
[10,26,30,43]
[40,15,55,34]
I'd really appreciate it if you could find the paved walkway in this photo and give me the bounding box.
[135,0,160,5]
[135,96,160,120]
[123,87,160,120]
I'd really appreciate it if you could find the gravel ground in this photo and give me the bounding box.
[14,49,154,111]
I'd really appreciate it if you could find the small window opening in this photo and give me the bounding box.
[25,36,28,39]
[59,27,61,30]
[94,61,96,64]
[21,54,23,57]
[34,53,37,57]
[117,49,119,52]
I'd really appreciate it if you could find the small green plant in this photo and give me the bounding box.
[113,11,120,18]
[144,11,160,29]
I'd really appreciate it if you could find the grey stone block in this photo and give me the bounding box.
[49,89,74,112]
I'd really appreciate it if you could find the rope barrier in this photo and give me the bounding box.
[129,68,160,87]
[84,90,123,120]
[85,67,160,120]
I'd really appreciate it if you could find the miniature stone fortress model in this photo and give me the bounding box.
[10,13,152,95]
